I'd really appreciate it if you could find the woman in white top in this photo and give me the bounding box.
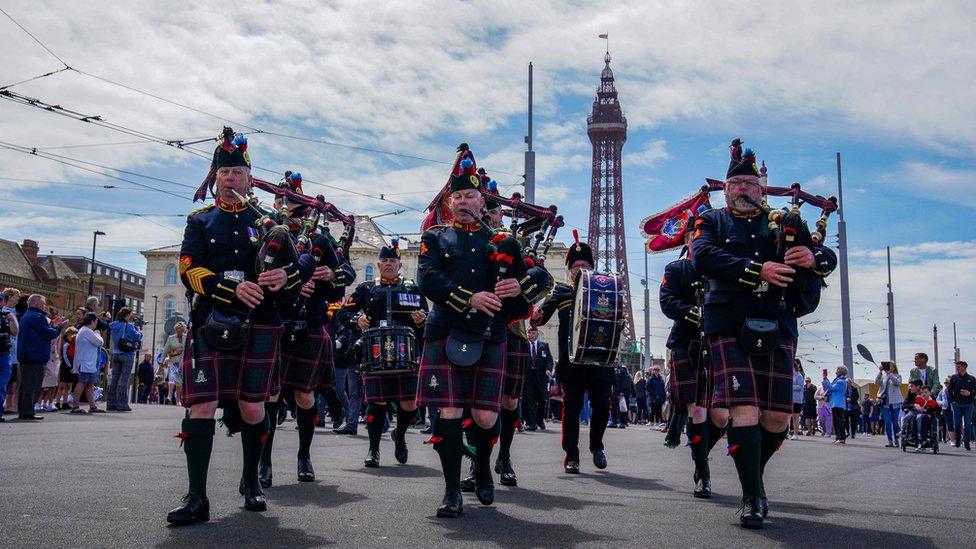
[70,313,106,414]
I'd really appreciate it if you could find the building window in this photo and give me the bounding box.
[165,264,178,285]
[164,296,176,320]
[364,265,374,280]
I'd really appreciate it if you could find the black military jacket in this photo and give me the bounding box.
[537,282,613,383]
[659,258,705,349]
[691,207,837,338]
[343,276,427,338]
[180,200,315,326]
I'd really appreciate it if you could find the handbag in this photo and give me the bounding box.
[618,395,628,413]
[281,319,309,352]
[203,310,249,351]
[445,328,485,368]
[739,317,779,356]
[118,336,139,353]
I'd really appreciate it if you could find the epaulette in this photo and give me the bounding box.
[187,204,215,217]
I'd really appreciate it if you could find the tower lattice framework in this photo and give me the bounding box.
[586,51,634,338]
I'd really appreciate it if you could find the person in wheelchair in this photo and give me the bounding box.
[903,385,940,449]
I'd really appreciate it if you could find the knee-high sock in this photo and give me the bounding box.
[497,408,518,460]
[469,419,500,484]
[181,417,215,498]
[687,419,710,478]
[727,425,762,500]
[241,413,270,482]
[366,403,386,451]
[758,425,788,497]
[260,402,278,467]
[707,418,728,454]
[395,406,416,442]
[296,405,317,460]
[432,417,464,492]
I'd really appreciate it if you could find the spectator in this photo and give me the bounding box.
[902,379,923,436]
[162,321,186,405]
[802,377,817,435]
[15,294,66,420]
[2,288,23,418]
[633,370,647,424]
[790,359,805,439]
[611,364,632,428]
[646,366,666,426]
[70,313,105,414]
[846,382,860,439]
[822,366,850,444]
[860,394,874,436]
[38,320,62,412]
[107,307,142,412]
[56,327,79,409]
[909,352,941,396]
[136,352,155,403]
[936,377,953,444]
[72,307,86,328]
[0,290,21,422]
[905,385,940,449]
[815,384,832,436]
[875,361,904,447]
[947,360,975,451]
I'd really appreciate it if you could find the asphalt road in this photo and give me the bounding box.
[1,405,973,548]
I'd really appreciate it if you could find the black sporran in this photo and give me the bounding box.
[738,317,779,356]
[281,319,309,352]
[203,310,249,351]
[445,328,484,368]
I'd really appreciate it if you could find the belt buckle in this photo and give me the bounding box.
[755,281,769,294]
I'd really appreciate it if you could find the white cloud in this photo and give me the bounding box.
[882,162,976,207]
[624,138,669,168]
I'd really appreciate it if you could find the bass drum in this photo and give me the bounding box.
[569,270,624,367]
[359,325,419,376]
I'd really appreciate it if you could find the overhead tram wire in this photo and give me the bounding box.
[2,197,185,236]
[0,6,70,68]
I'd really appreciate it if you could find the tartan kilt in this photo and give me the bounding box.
[707,333,797,413]
[362,370,419,403]
[417,338,506,413]
[668,346,706,408]
[502,335,528,398]
[181,324,283,406]
[280,324,334,393]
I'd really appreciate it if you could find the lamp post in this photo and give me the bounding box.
[151,294,159,358]
[87,230,106,297]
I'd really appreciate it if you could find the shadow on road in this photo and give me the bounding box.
[160,511,334,547]
[499,487,625,511]
[430,506,617,547]
[339,463,442,478]
[584,471,676,492]
[265,481,367,509]
[762,515,938,548]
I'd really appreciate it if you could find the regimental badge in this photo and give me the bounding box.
[428,375,439,389]
[593,326,607,346]
[756,338,763,349]
[384,338,395,361]
[194,369,207,384]
[731,375,741,391]
[597,294,610,308]
[371,343,381,359]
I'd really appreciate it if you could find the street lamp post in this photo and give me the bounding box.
[87,230,106,297]
[151,294,159,358]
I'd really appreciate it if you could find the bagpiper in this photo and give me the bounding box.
[167,129,315,525]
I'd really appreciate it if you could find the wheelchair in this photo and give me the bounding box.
[901,412,939,454]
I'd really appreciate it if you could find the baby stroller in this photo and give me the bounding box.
[901,411,940,454]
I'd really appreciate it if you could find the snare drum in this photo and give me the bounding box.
[569,270,624,366]
[359,325,419,376]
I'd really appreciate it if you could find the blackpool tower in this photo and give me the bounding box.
[586,50,634,337]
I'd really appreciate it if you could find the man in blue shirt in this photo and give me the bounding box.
[15,294,66,420]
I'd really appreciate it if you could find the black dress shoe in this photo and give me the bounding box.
[297,458,315,482]
[258,464,273,488]
[495,457,518,487]
[332,418,343,430]
[436,490,463,518]
[564,459,580,474]
[525,425,537,432]
[166,493,210,526]
[19,415,44,421]
[592,450,608,470]
[739,497,764,529]
[693,472,712,499]
[474,472,494,506]
[239,478,267,512]
[538,423,546,431]
[391,430,408,464]
[364,448,380,468]
[333,423,358,435]
[759,497,769,518]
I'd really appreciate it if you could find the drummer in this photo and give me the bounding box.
[343,238,427,468]
[533,231,614,474]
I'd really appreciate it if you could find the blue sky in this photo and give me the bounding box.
[1,1,973,375]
